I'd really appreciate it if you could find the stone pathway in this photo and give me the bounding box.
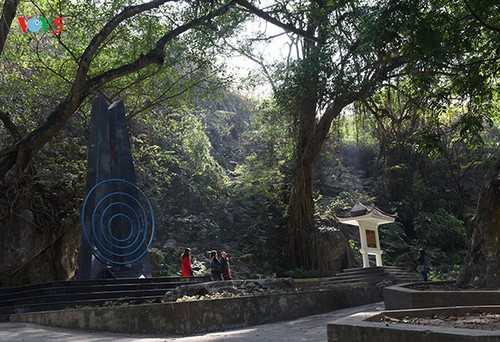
[0,302,383,342]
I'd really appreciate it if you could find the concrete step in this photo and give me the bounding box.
[0,295,162,317]
[323,267,421,286]
[0,280,202,302]
[0,276,205,295]
[0,288,169,308]
[340,266,389,273]
[0,276,210,319]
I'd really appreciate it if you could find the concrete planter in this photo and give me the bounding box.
[384,281,500,310]
[328,306,500,342]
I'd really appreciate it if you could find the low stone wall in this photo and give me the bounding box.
[10,283,382,335]
[384,282,500,310]
[328,306,500,342]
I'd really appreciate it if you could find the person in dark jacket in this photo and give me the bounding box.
[181,248,193,277]
[209,250,221,281]
[220,251,232,280]
[417,248,429,281]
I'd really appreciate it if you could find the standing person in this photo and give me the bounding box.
[181,248,193,277]
[417,248,429,281]
[220,251,232,280]
[209,250,222,281]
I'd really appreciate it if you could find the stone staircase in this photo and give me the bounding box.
[320,266,421,287]
[0,276,209,322]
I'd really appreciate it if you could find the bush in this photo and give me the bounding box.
[413,208,468,251]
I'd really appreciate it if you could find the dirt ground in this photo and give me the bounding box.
[406,282,500,292]
[378,311,500,331]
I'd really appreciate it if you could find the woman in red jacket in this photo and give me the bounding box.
[181,248,193,277]
[220,251,232,280]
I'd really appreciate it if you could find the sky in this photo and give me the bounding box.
[225,18,299,99]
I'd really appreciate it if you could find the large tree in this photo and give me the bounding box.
[238,0,409,268]
[237,0,498,268]
[457,157,500,288]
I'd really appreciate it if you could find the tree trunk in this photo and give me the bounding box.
[286,99,349,269]
[456,157,500,288]
[288,157,317,268]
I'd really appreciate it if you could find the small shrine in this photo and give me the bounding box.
[337,203,395,268]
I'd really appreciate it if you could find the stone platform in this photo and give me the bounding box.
[328,306,500,342]
[384,281,500,309]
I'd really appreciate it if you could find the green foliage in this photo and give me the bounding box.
[226,101,292,270]
[229,152,285,259]
[148,247,166,276]
[428,253,466,281]
[413,209,468,252]
[378,223,415,268]
[328,191,376,215]
[149,247,165,264]
[133,109,228,210]
[166,214,222,243]
[348,239,359,252]
[335,110,377,146]
[379,223,411,247]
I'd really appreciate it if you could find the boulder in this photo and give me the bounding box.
[316,226,358,272]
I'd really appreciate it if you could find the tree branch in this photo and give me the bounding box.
[126,63,208,120]
[0,110,21,139]
[0,0,238,177]
[313,97,350,156]
[73,0,174,86]
[465,1,500,33]
[87,0,236,92]
[222,38,278,94]
[234,0,325,44]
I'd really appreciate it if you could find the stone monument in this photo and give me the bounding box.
[78,96,154,279]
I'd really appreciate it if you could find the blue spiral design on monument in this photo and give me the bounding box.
[81,179,155,265]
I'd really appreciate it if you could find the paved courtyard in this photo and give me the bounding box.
[0,302,383,342]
